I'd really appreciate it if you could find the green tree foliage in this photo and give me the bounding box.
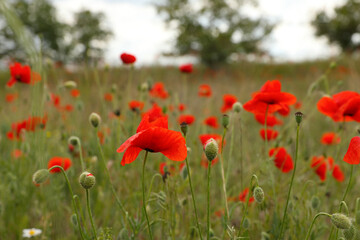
[312,0,360,52]
[155,0,274,67]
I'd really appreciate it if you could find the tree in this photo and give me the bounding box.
[155,0,274,68]
[312,0,360,53]
[71,10,113,65]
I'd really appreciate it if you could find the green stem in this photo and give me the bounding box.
[78,138,85,171]
[142,151,153,239]
[219,127,229,223]
[207,162,212,240]
[48,166,85,240]
[305,212,331,240]
[86,189,97,239]
[185,135,203,240]
[278,123,300,240]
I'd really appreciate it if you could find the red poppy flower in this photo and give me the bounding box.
[178,115,195,125]
[295,101,302,109]
[321,132,341,145]
[255,114,283,127]
[311,156,330,181]
[277,105,290,116]
[269,147,293,173]
[5,93,18,103]
[120,53,136,64]
[332,164,345,182]
[51,94,61,108]
[70,89,80,98]
[178,103,186,112]
[12,149,23,158]
[260,129,278,141]
[317,91,360,122]
[142,103,166,122]
[199,134,224,147]
[204,116,219,129]
[198,84,212,97]
[343,136,360,164]
[221,94,237,113]
[48,157,72,173]
[159,162,182,176]
[149,82,169,99]
[104,93,113,102]
[179,63,193,73]
[238,188,255,203]
[7,62,31,87]
[129,100,144,111]
[7,116,47,140]
[117,113,187,166]
[64,104,74,112]
[244,80,297,115]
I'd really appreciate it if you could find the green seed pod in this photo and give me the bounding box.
[89,112,101,128]
[79,172,96,189]
[331,213,352,229]
[68,136,79,146]
[243,217,250,229]
[342,223,356,240]
[204,138,219,162]
[232,102,242,113]
[311,196,320,210]
[32,169,50,185]
[295,112,304,125]
[253,186,264,203]
[222,114,229,128]
[64,81,77,89]
[180,122,188,137]
[70,214,78,227]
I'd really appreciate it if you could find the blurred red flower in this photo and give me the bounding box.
[238,188,255,203]
[255,114,283,126]
[104,93,113,102]
[204,116,219,129]
[332,164,345,182]
[343,136,360,164]
[260,129,278,141]
[311,156,344,182]
[317,91,360,122]
[221,94,237,113]
[178,114,195,125]
[7,62,31,87]
[244,80,297,115]
[7,116,47,140]
[120,53,136,64]
[149,82,169,99]
[321,132,340,145]
[5,93,18,103]
[70,89,80,98]
[129,100,144,111]
[178,103,186,112]
[179,63,193,73]
[117,112,186,166]
[198,84,212,97]
[269,147,293,173]
[48,157,72,173]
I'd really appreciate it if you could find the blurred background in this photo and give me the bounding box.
[0,0,360,67]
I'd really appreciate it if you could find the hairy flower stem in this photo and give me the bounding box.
[305,212,331,240]
[184,136,203,240]
[48,166,85,240]
[142,151,153,239]
[207,162,212,240]
[279,123,300,239]
[219,127,229,225]
[94,129,136,234]
[86,189,97,239]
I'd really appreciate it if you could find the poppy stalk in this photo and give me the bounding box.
[142,151,153,239]
[305,212,332,240]
[207,160,212,240]
[219,125,229,225]
[86,189,97,239]
[278,112,302,239]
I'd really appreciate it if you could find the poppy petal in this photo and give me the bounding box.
[343,136,360,164]
[120,146,142,166]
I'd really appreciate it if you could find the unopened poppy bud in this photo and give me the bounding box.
[68,136,79,146]
[140,82,149,92]
[295,112,303,125]
[342,223,356,240]
[311,196,320,210]
[331,213,352,229]
[253,186,264,203]
[89,113,101,128]
[243,218,250,229]
[79,172,96,189]
[32,169,50,185]
[222,114,229,128]
[180,122,188,136]
[232,102,242,113]
[64,81,77,89]
[70,214,78,227]
[204,139,218,161]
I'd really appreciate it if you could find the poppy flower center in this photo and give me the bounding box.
[145,148,155,152]
[15,74,21,81]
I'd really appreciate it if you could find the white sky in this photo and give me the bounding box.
[52,0,346,65]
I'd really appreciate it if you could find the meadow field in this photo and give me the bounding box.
[1,56,360,240]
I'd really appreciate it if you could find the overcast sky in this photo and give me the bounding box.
[52,0,346,65]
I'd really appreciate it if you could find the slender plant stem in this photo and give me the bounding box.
[207,162,212,240]
[78,138,85,171]
[279,123,300,239]
[86,189,97,239]
[142,151,153,239]
[184,136,203,240]
[305,212,331,240]
[219,127,229,223]
[94,129,136,233]
[48,166,85,240]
